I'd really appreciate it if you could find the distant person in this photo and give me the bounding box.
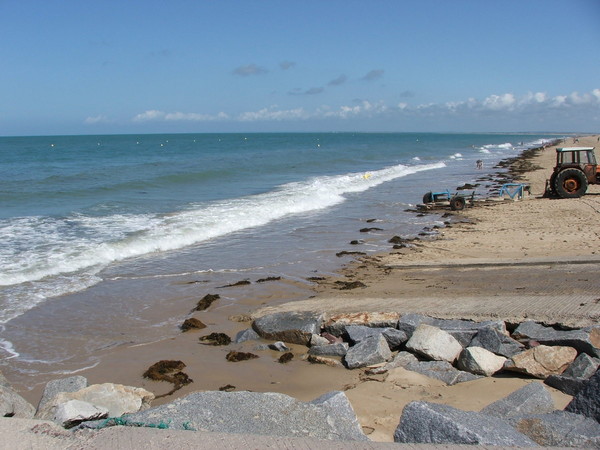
[476,159,483,169]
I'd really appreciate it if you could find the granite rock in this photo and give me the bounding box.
[344,335,392,369]
[54,400,108,428]
[404,360,481,385]
[322,312,400,337]
[470,327,524,357]
[394,401,536,446]
[504,345,577,379]
[86,390,368,441]
[508,410,600,447]
[234,328,260,343]
[405,324,463,363]
[252,311,324,345]
[481,382,555,418]
[562,352,600,379]
[0,385,35,418]
[36,376,88,414]
[565,369,600,422]
[457,346,506,376]
[544,375,588,396]
[308,342,349,357]
[513,321,600,358]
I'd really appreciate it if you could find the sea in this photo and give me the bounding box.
[0,132,560,387]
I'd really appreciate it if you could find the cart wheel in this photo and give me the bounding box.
[422,192,434,204]
[450,196,466,211]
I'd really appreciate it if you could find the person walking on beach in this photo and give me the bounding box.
[476,159,483,169]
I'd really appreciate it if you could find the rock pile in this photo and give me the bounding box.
[0,372,367,441]
[247,311,600,445]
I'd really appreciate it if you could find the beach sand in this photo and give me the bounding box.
[10,134,600,442]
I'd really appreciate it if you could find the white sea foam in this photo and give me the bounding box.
[0,161,445,323]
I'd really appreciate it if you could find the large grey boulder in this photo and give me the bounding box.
[457,346,506,376]
[88,390,368,441]
[54,400,109,429]
[36,376,88,414]
[404,360,481,385]
[544,375,588,396]
[508,410,600,447]
[0,385,35,418]
[563,352,600,379]
[252,311,324,345]
[308,342,348,357]
[513,321,600,358]
[36,383,154,421]
[394,401,536,446]
[344,325,407,351]
[344,335,392,369]
[565,369,600,422]
[405,324,463,363]
[322,312,399,336]
[397,314,506,347]
[470,327,524,357]
[481,382,555,418]
[504,345,577,378]
[234,328,260,343]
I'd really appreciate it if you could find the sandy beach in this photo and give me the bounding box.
[8,134,600,443]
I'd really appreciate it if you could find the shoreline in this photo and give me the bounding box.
[5,134,600,442]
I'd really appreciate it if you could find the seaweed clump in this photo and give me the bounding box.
[142,360,193,399]
[225,351,259,362]
[180,318,207,332]
[199,332,231,346]
[193,294,220,312]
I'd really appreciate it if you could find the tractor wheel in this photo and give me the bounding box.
[450,196,466,211]
[554,168,588,198]
[422,192,434,204]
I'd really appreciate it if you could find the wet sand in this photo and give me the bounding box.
[9,134,600,442]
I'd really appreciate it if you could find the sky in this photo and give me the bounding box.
[1,0,599,136]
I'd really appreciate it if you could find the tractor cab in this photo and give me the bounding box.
[550,147,599,198]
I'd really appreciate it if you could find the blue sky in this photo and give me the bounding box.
[1,0,599,136]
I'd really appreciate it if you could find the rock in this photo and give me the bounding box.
[457,347,506,376]
[0,385,35,418]
[405,324,463,363]
[563,352,600,379]
[544,375,588,396]
[199,332,231,346]
[508,410,600,447]
[36,383,154,421]
[470,327,524,357]
[267,341,290,352]
[398,314,506,347]
[345,325,385,344]
[512,321,600,358]
[308,342,349,357]
[378,351,420,372]
[193,293,220,312]
[404,360,481,385]
[322,312,399,337]
[504,345,578,378]
[306,355,343,367]
[0,370,10,388]
[565,369,600,422]
[394,401,536,445]
[481,382,555,418]
[344,325,406,350]
[234,328,260,343]
[36,376,88,414]
[87,390,369,441]
[344,335,392,369]
[54,400,108,428]
[252,311,324,345]
[180,318,206,331]
[382,329,408,350]
[309,333,329,347]
[226,351,259,362]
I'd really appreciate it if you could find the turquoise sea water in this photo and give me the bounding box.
[0,132,558,378]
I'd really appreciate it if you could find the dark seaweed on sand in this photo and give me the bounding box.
[142,360,193,398]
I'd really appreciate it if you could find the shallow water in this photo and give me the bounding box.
[0,132,560,388]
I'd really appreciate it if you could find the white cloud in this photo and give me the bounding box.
[84,115,109,124]
[129,89,599,127]
[238,106,308,121]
